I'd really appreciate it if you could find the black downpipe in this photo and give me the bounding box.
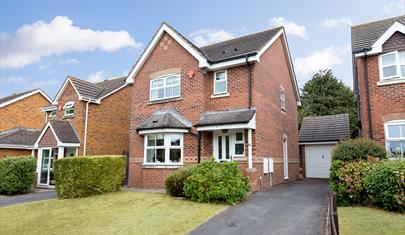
[197,131,201,163]
[352,52,361,137]
[363,51,373,139]
[246,56,253,109]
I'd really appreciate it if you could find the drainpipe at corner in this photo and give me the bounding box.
[83,100,90,156]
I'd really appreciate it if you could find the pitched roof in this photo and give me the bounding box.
[351,15,405,53]
[49,120,80,143]
[138,109,191,131]
[0,128,41,147]
[0,89,52,108]
[200,27,283,63]
[196,108,256,127]
[69,76,127,100]
[299,114,350,143]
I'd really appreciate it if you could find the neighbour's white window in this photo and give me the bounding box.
[150,74,180,101]
[214,70,227,95]
[385,120,405,157]
[280,88,286,111]
[379,51,405,80]
[234,132,245,156]
[145,133,183,164]
[63,101,74,117]
[49,110,57,118]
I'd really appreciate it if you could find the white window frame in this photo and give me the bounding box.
[144,133,184,165]
[280,88,286,111]
[379,51,404,81]
[214,70,228,95]
[384,120,405,156]
[63,101,74,117]
[149,74,181,101]
[213,130,245,161]
[233,131,245,157]
[49,110,57,118]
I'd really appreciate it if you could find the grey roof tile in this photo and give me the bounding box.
[196,108,256,127]
[299,114,350,143]
[0,128,41,146]
[351,15,405,52]
[0,89,38,106]
[49,120,80,143]
[68,76,126,100]
[138,109,191,131]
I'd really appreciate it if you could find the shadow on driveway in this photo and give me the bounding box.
[0,189,57,207]
[191,179,329,235]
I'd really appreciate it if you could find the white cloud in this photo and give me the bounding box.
[59,58,79,65]
[87,71,108,83]
[294,45,350,77]
[2,76,25,84]
[321,18,353,28]
[0,16,142,69]
[383,0,405,13]
[269,17,307,38]
[190,29,235,47]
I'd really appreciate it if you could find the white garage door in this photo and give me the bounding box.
[305,144,334,178]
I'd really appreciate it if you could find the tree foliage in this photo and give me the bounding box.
[299,69,358,136]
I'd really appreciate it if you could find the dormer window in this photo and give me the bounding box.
[63,101,74,117]
[49,110,57,118]
[379,51,405,80]
[214,70,227,95]
[150,74,180,101]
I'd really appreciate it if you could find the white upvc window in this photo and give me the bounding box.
[63,101,74,117]
[280,88,286,111]
[49,110,57,118]
[384,120,405,157]
[144,133,183,164]
[150,74,180,101]
[214,70,227,95]
[379,51,405,80]
[234,131,245,156]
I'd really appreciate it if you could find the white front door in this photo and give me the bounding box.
[305,144,333,178]
[38,148,58,186]
[215,132,231,161]
[283,138,288,179]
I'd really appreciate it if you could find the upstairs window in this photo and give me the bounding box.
[280,88,286,111]
[379,51,405,80]
[385,120,405,157]
[49,110,57,118]
[214,70,227,95]
[150,74,180,101]
[63,101,74,117]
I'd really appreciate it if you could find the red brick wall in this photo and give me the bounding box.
[0,149,32,158]
[355,54,405,146]
[0,93,49,132]
[38,127,57,147]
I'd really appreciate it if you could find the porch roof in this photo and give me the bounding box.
[195,108,256,127]
[137,109,192,131]
[49,120,81,144]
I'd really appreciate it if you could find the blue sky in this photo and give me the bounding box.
[1,0,404,98]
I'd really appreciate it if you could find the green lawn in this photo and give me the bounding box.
[338,207,405,235]
[0,191,226,234]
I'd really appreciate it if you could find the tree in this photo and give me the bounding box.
[299,69,358,136]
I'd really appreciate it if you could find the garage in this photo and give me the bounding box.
[299,114,350,179]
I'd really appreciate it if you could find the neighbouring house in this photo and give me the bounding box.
[126,23,301,191]
[299,114,350,178]
[34,76,130,187]
[352,15,405,157]
[0,89,52,157]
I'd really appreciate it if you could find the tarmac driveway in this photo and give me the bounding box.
[191,179,329,235]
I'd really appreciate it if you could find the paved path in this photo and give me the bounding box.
[0,189,57,207]
[191,179,329,235]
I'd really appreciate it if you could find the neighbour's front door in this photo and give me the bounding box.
[39,148,57,186]
[216,133,231,161]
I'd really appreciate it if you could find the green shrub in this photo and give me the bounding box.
[332,138,387,161]
[365,160,405,212]
[184,161,249,205]
[165,166,193,197]
[0,156,36,195]
[330,160,377,206]
[54,155,126,198]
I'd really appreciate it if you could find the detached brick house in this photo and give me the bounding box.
[352,15,405,157]
[127,23,301,191]
[34,76,130,187]
[0,89,51,157]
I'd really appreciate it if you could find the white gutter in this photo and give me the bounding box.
[83,100,90,156]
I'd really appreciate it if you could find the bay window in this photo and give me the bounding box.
[214,70,227,95]
[385,120,405,157]
[379,51,405,80]
[145,133,183,164]
[150,74,180,101]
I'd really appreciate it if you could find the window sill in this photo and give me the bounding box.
[377,78,405,86]
[63,115,74,119]
[142,164,184,169]
[148,97,182,105]
[232,157,246,162]
[211,93,229,99]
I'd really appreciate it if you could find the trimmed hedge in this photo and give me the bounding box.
[0,156,36,195]
[332,138,387,161]
[54,155,126,198]
[365,160,405,212]
[165,166,193,197]
[184,161,249,205]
